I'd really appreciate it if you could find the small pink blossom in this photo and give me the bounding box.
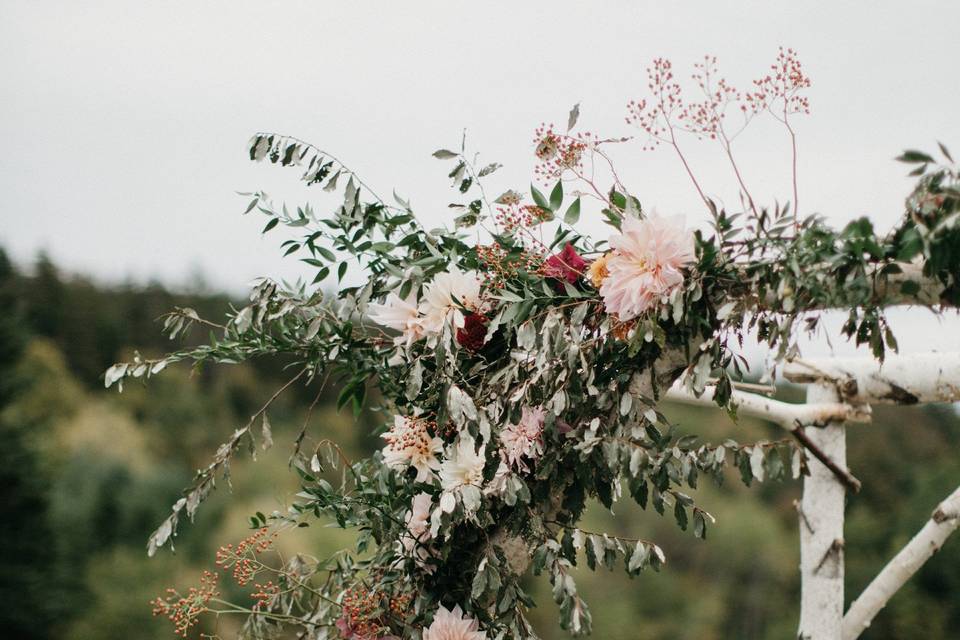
[422,605,486,640]
[600,214,695,321]
[499,406,545,472]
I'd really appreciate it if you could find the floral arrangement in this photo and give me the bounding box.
[111,49,960,639]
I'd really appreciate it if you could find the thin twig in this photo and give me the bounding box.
[791,425,861,493]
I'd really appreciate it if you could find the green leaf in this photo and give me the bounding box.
[567,103,580,132]
[470,562,488,600]
[312,267,330,284]
[693,511,706,539]
[262,218,280,233]
[895,150,935,164]
[549,181,564,212]
[674,501,688,531]
[601,207,623,230]
[900,280,920,296]
[564,197,581,224]
[433,149,458,159]
[938,141,954,163]
[370,241,395,253]
[531,184,549,210]
[478,163,502,177]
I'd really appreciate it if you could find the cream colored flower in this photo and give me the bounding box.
[400,492,436,571]
[439,434,486,492]
[483,460,511,497]
[381,416,443,482]
[600,214,695,321]
[418,267,482,335]
[368,291,425,346]
[422,605,486,640]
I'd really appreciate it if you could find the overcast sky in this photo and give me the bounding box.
[2,0,959,357]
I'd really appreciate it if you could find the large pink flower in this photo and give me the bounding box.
[422,605,486,640]
[600,214,695,321]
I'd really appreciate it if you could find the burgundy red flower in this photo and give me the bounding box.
[542,243,587,285]
[456,313,488,352]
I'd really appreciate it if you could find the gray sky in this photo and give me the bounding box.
[2,0,959,356]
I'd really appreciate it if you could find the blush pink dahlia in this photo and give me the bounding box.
[422,605,486,640]
[600,214,695,321]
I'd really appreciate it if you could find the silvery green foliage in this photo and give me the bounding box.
[109,134,959,638]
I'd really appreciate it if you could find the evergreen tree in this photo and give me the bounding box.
[0,249,59,638]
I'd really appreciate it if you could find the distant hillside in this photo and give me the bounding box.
[2,247,958,639]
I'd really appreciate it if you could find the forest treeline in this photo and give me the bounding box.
[1,248,958,639]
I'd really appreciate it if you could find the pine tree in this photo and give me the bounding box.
[0,249,59,639]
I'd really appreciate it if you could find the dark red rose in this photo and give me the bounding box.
[543,243,587,285]
[456,313,488,352]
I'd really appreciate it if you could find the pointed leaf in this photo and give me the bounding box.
[564,197,581,224]
[550,181,564,212]
[567,103,580,132]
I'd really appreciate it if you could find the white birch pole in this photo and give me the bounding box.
[842,486,960,640]
[665,383,871,428]
[783,352,960,405]
[797,381,848,639]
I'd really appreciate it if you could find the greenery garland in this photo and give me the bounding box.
[110,50,960,639]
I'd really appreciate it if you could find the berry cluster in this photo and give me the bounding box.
[151,570,220,637]
[215,527,278,586]
[494,203,552,233]
[383,416,440,458]
[476,242,544,290]
[746,47,811,116]
[251,581,280,610]
[337,587,412,639]
[532,123,592,183]
[627,50,811,149]
[626,58,683,150]
[680,55,743,140]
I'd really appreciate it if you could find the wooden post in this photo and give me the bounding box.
[798,382,847,639]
